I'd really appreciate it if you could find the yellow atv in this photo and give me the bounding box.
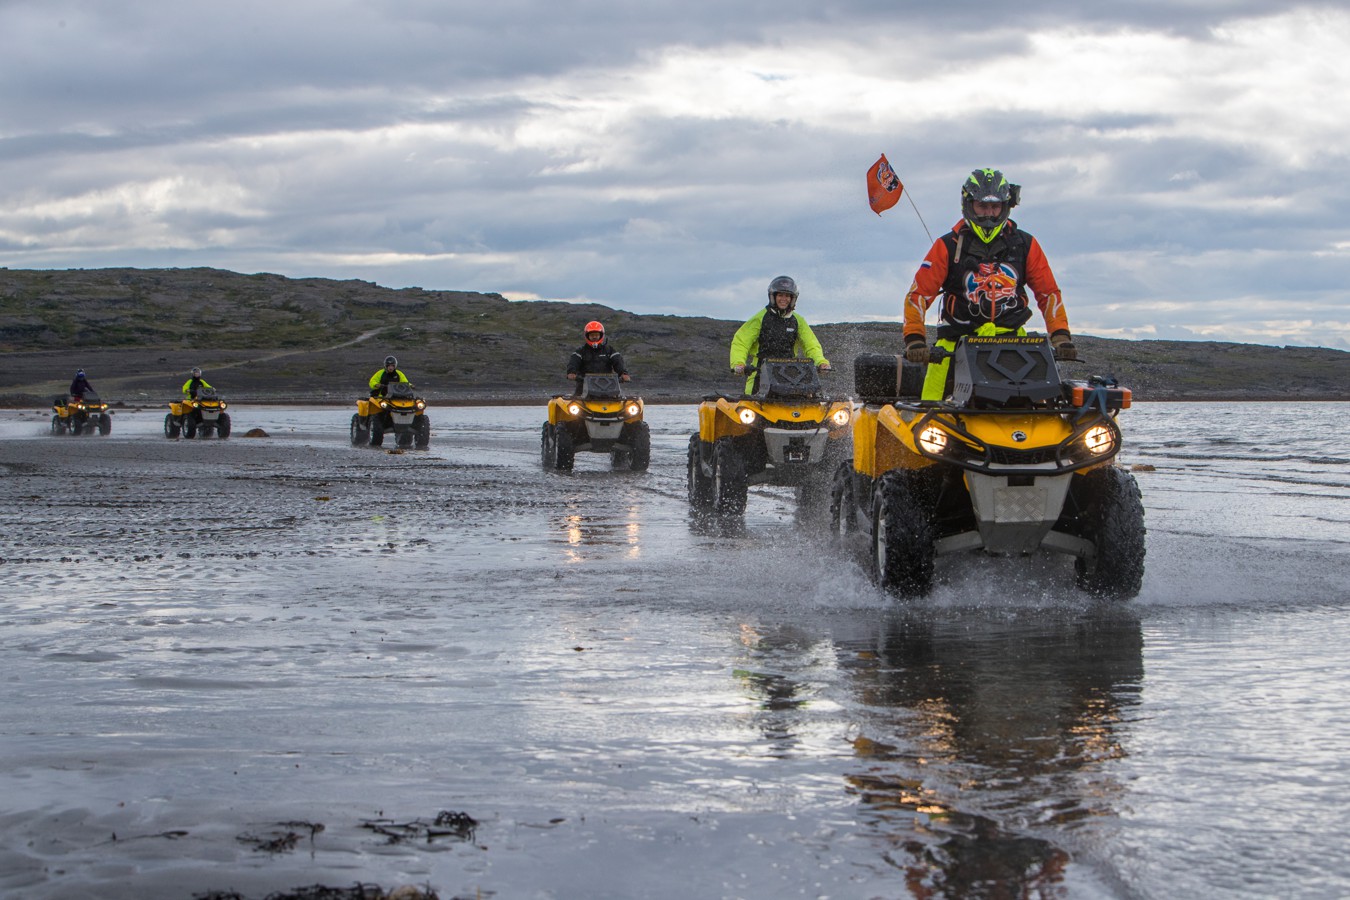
[351,381,430,449]
[51,392,112,436]
[832,335,1144,600]
[165,386,231,439]
[541,374,649,473]
[687,359,852,518]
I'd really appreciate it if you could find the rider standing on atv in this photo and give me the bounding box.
[566,321,630,394]
[902,168,1077,401]
[368,356,409,398]
[730,276,831,394]
[69,369,94,400]
[181,367,213,399]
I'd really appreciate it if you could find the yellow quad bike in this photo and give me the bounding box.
[165,386,231,439]
[51,392,112,436]
[351,381,431,449]
[832,336,1144,600]
[687,359,853,518]
[542,374,649,473]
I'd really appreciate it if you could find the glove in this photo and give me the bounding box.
[904,339,929,364]
[1051,333,1078,361]
[732,364,746,375]
[817,362,832,372]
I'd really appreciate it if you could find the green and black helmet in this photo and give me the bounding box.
[961,168,1020,243]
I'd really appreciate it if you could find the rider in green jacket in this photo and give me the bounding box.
[729,276,830,394]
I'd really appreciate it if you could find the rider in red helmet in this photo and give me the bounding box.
[567,320,630,394]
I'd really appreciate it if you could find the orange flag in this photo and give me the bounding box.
[867,153,903,215]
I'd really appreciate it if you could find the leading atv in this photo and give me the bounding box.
[351,381,431,449]
[831,335,1144,600]
[542,374,649,473]
[51,392,112,436]
[165,386,232,439]
[687,359,853,518]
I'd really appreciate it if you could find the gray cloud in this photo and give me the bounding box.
[1,1,1347,349]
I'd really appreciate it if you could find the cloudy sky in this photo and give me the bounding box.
[2,1,1347,348]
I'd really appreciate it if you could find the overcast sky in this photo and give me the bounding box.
[2,1,1347,349]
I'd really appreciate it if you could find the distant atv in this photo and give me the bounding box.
[832,336,1145,600]
[687,359,852,518]
[351,381,430,450]
[542,374,649,472]
[165,387,231,439]
[51,392,112,436]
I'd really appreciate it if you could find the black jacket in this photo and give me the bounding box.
[567,341,628,379]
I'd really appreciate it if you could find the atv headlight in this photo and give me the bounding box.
[220,402,228,410]
[379,400,390,410]
[567,402,582,416]
[738,407,758,426]
[1083,424,1114,455]
[625,403,641,418]
[830,407,851,427]
[415,400,426,411]
[918,425,948,455]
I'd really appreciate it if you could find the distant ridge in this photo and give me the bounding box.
[1,267,1345,403]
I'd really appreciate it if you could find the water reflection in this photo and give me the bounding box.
[558,508,644,561]
[835,609,1143,897]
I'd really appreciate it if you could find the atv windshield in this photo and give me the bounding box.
[758,359,822,400]
[581,375,623,399]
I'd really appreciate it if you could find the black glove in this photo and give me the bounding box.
[1050,333,1078,362]
[904,339,929,364]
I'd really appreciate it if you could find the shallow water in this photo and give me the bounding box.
[0,401,1346,899]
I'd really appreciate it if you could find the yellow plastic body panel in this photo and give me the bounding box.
[697,397,850,444]
[547,395,643,426]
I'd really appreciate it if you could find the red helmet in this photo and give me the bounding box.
[585,320,605,347]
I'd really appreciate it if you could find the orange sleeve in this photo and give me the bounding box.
[1025,237,1069,336]
[903,238,949,341]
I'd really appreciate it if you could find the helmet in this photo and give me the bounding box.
[961,168,1019,243]
[766,275,798,314]
[584,321,605,347]
[191,367,202,377]
[76,369,85,377]
[384,355,397,368]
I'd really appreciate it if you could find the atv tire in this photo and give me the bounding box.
[540,422,555,469]
[52,415,66,436]
[628,421,651,472]
[369,416,385,447]
[1073,466,1146,600]
[871,470,935,598]
[98,415,111,436]
[184,416,197,439]
[165,413,181,439]
[687,435,713,510]
[351,414,369,446]
[413,415,430,450]
[828,462,857,543]
[712,437,747,517]
[552,423,575,472]
[217,413,231,439]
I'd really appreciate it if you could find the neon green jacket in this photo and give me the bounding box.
[369,368,409,394]
[729,309,828,392]
[181,377,213,397]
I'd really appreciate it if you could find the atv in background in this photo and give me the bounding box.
[351,381,431,450]
[51,392,112,436]
[687,359,852,519]
[832,336,1144,600]
[542,374,649,473]
[165,386,231,439]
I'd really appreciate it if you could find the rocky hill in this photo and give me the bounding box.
[1,267,1345,405]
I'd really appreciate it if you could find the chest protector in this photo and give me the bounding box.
[938,225,1034,338]
[757,309,799,359]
